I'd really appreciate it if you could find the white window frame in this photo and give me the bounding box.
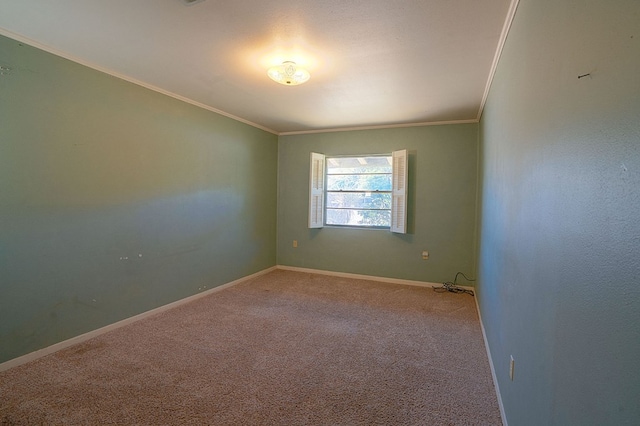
[308,149,407,233]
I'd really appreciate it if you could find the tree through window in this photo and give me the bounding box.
[325,156,392,227]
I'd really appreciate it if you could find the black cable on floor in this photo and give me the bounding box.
[433,272,475,296]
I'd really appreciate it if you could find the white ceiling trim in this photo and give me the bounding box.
[279,119,480,136]
[477,0,521,121]
[0,25,485,137]
[0,27,280,135]
[1,0,516,137]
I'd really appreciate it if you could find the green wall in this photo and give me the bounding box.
[277,125,479,284]
[0,35,278,364]
[477,0,640,424]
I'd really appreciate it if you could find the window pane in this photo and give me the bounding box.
[324,155,393,229]
[326,156,392,174]
[326,209,391,227]
[326,192,391,209]
[327,174,392,191]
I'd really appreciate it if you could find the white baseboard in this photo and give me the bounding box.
[1,265,472,372]
[276,265,474,291]
[475,294,508,426]
[0,266,277,372]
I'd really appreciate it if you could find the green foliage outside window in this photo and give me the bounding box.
[325,156,392,227]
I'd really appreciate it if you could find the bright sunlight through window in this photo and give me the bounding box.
[325,155,392,227]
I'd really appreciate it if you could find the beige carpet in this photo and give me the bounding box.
[0,270,501,425]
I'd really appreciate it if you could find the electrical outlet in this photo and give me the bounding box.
[509,355,515,381]
[422,251,429,260]
[293,240,298,248]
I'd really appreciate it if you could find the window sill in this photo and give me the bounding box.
[323,225,390,231]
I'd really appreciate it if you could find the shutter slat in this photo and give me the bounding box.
[309,152,325,228]
[390,149,408,233]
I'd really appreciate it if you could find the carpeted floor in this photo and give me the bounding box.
[0,270,502,425]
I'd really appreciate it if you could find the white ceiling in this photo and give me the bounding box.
[0,0,515,134]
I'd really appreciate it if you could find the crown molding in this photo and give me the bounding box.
[0,28,279,135]
[279,119,479,136]
[477,0,521,121]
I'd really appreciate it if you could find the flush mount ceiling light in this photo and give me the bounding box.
[267,61,310,86]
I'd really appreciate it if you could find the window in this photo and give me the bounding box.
[325,155,392,227]
[309,150,407,233]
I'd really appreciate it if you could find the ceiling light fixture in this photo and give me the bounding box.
[267,61,310,86]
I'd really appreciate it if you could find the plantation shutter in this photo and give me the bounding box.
[309,152,325,228]
[390,149,408,234]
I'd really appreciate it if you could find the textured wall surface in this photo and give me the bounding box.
[277,124,479,284]
[0,35,278,363]
[477,0,640,424]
